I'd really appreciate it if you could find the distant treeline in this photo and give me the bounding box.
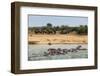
[28,23,88,35]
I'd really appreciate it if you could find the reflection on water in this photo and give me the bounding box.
[28,44,88,61]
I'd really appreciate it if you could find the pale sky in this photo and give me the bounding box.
[28,15,88,27]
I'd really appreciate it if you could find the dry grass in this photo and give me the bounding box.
[28,34,87,44]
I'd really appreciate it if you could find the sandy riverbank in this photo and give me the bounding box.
[28,34,87,44]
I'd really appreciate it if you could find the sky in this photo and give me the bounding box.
[28,15,88,27]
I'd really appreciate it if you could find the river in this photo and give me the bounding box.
[28,44,88,61]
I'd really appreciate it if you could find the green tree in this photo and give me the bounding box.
[47,23,52,28]
[77,25,87,35]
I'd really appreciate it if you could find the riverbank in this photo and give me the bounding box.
[28,34,87,44]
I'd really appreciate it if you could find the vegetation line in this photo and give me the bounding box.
[28,23,88,35]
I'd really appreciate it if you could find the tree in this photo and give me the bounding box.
[77,25,87,35]
[47,23,52,28]
[84,25,88,34]
[59,25,70,34]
